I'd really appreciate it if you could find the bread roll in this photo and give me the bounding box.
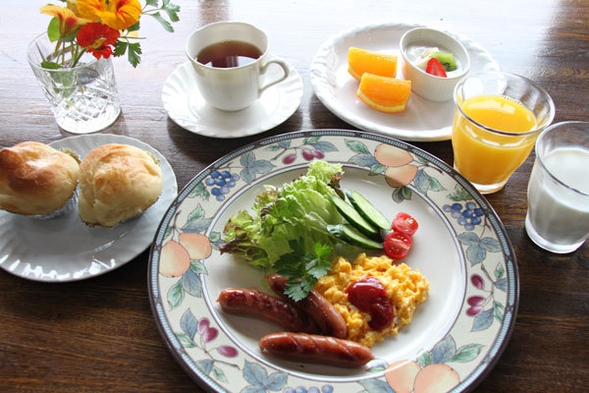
[78,143,164,228]
[0,141,80,216]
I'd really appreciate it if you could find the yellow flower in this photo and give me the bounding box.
[66,0,80,14]
[76,0,142,31]
[40,4,88,37]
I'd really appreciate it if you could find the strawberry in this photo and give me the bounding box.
[426,57,447,77]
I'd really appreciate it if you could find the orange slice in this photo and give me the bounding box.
[348,47,398,81]
[357,73,412,113]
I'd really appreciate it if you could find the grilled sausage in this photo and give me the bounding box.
[267,274,348,339]
[217,288,319,334]
[259,332,373,368]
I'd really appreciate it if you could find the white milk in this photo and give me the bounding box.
[527,147,589,249]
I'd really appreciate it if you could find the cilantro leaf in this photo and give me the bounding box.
[274,240,333,301]
[307,243,333,279]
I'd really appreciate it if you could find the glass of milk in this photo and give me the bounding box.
[525,121,589,253]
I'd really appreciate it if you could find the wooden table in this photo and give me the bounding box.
[1,1,588,392]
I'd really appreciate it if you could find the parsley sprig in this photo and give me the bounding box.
[274,240,333,302]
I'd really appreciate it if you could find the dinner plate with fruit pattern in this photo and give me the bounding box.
[310,22,500,142]
[0,134,177,282]
[148,129,518,392]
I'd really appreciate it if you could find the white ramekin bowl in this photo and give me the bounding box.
[400,27,471,102]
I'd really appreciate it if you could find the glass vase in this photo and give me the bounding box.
[26,33,121,134]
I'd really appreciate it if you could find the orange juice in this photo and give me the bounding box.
[452,94,538,190]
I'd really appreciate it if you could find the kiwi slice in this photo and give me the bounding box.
[432,51,457,71]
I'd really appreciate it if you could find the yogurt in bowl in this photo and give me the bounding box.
[400,27,470,102]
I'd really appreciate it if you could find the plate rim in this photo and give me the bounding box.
[148,129,519,392]
[0,133,178,282]
[310,21,501,142]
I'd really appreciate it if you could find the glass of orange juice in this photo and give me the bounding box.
[451,72,555,194]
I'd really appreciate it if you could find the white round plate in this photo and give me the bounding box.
[0,134,178,282]
[162,59,303,138]
[310,22,501,142]
[149,130,518,392]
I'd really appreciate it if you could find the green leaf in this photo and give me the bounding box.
[417,351,432,367]
[220,160,343,272]
[113,40,128,57]
[189,261,208,274]
[448,184,471,201]
[212,367,228,383]
[450,344,484,362]
[304,136,321,145]
[427,174,446,192]
[150,12,174,33]
[113,39,142,67]
[127,42,142,68]
[175,332,196,348]
[494,262,506,279]
[167,280,184,309]
[142,0,181,33]
[306,245,332,279]
[283,280,309,302]
[494,300,505,321]
[189,182,210,201]
[126,21,140,32]
[47,17,61,41]
[186,204,206,221]
[41,61,62,70]
[274,240,333,301]
[163,1,181,22]
[345,139,371,154]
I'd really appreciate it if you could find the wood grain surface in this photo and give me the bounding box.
[1,1,588,392]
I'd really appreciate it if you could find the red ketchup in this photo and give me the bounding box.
[345,276,394,331]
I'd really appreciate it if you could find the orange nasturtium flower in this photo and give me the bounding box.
[76,22,121,59]
[76,0,142,31]
[40,4,88,39]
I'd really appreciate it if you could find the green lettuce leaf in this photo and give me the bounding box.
[220,160,348,271]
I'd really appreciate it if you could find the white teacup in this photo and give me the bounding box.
[186,21,290,112]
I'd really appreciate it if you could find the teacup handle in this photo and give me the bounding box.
[259,58,290,94]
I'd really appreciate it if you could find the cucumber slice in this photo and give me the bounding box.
[327,224,383,249]
[346,189,390,230]
[331,195,381,240]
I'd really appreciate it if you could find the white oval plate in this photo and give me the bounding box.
[149,130,518,392]
[162,59,303,139]
[310,22,500,142]
[0,134,178,282]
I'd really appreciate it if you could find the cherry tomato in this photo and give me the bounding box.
[426,58,447,77]
[392,212,419,236]
[383,231,413,260]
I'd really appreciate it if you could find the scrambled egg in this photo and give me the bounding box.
[314,253,430,347]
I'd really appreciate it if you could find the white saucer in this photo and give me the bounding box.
[162,59,303,138]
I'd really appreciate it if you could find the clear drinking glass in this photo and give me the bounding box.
[525,121,589,253]
[26,33,121,134]
[451,72,555,194]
